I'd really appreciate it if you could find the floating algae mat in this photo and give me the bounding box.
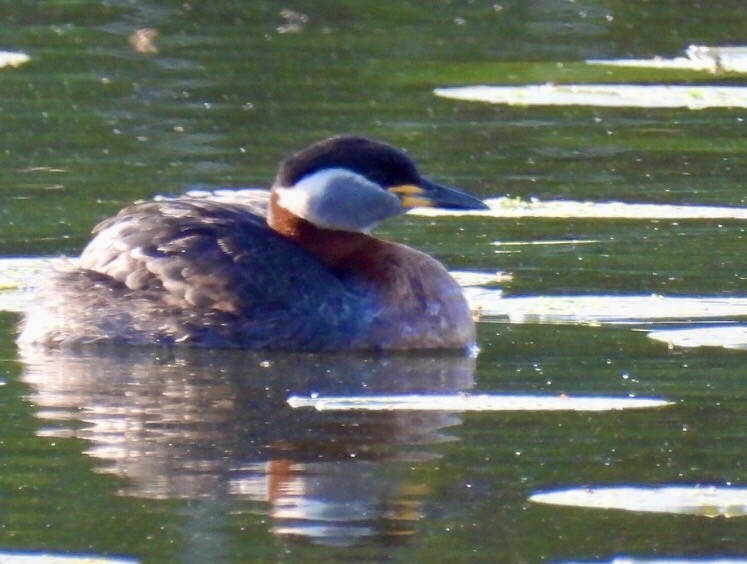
[530,485,747,518]
[287,394,672,412]
[434,84,747,109]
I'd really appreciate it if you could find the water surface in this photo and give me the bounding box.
[0,1,745,562]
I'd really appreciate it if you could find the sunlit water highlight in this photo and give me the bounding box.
[0,257,57,313]
[567,559,747,564]
[0,51,30,68]
[0,552,137,564]
[530,486,747,518]
[586,44,747,73]
[287,394,672,412]
[434,85,747,109]
[412,197,747,219]
[466,291,747,325]
[646,326,747,350]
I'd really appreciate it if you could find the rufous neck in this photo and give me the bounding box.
[268,191,378,271]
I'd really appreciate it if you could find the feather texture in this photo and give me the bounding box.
[20,196,371,349]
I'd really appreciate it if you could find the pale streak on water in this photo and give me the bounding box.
[529,485,747,518]
[286,393,673,412]
[412,197,747,219]
[465,291,747,324]
[0,50,30,68]
[586,45,747,73]
[433,84,747,109]
[647,326,747,350]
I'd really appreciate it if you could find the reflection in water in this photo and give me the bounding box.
[19,346,474,547]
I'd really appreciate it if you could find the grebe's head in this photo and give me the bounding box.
[270,135,487,233]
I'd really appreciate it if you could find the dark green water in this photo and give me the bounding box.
[0,1,745,562]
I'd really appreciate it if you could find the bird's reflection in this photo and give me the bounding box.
[19,346,474,546]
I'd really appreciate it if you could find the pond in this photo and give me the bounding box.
[0,1,745,562]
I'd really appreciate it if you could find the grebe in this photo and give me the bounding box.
[18,136,487,351]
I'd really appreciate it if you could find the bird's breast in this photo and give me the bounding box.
[342,242,476,350]
[269,203,475,350]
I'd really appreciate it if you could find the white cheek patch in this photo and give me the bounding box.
[274,185,314,220]
[275,168,404,232]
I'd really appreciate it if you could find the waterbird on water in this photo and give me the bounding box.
[18,136,488,351]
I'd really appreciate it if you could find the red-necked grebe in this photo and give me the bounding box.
[18,136,487,351]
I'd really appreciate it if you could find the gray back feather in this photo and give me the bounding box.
[22,197,371,349]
